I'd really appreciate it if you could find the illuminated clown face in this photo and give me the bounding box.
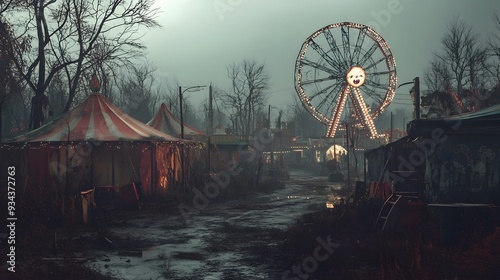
[346,66,366,88]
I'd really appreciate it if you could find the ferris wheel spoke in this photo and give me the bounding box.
[369,70,395,76]
[358,43,378,67]
[352,28,367,65]
[364,79,389,91]
[326,86,349,138]
[308,83,338,101]
[309,39,344,71]
[324,29,345,67]
[363,82,387,104]
[323,82,345,111]
[300,58,337,75]
[363,87,385,106]
[364,56,386,71]
[324,83,348,121]
[315,83,341,112]
[316,82,344,116]
[341,26,352,64]
[301,75,342,86]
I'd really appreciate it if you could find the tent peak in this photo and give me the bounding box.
[89,73,101,93]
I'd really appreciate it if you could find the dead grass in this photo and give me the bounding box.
[281,200,500,280]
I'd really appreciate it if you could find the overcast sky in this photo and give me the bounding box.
[142,0,499,115]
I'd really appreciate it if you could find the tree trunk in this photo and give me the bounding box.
[31,0,47,130]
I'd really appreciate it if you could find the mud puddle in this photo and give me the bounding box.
[87,170,344,279]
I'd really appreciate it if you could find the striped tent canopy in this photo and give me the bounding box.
[148,103,206,139]
[10,93,183,143]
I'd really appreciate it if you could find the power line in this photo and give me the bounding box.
[268,87,294,94]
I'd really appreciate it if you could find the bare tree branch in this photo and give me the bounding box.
[4,0,160,129]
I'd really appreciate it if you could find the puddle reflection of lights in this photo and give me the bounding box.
[326,202,335,208]
[284,196,310,199]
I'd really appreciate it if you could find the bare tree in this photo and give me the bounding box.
[0,11,26,140]
[221,59,269,138]
[5,0,159,130]
[434,16,488,97]
[423,58,452,93]
[117,62,161,123]
[156,77,201,127]
[423,16,493,117]
[285,93,324,138]
[488,12,500,85]
[157,77,180,116]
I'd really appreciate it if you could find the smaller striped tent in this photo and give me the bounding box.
[148,103,206,140]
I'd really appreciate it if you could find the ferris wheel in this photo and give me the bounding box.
[294,22,397,138]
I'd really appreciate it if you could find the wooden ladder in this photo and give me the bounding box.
[375,193,406,232]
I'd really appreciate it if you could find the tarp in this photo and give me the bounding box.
[148,103,206,140]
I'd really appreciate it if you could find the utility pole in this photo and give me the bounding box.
[268,105,274,165]
[414,77,420,120]
[208,84,213,174]
[346,122,350,190]
[390,111,393,143]
[398,77,420,120]
[179,86,184,139]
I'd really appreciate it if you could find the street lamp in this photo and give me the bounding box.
[179,85,207,191]
[179,85,207,139]
[398,77,420,120]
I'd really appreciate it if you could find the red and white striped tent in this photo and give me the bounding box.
[2,93,200,198]
[14,94,182,142]
[148,103,206,140]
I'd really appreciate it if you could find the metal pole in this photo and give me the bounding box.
[346,122,350,189]
[268,105,274,164]
[179,86,184,139]
[414,77,420,120]
[208,84,212,174]
[268,105,271,128]
[179,86,185,190]
[390,111,393,143]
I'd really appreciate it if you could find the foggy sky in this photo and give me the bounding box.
[142,0,499,117]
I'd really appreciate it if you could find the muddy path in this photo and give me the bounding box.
[87,170,344,280]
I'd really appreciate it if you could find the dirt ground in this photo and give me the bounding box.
[2,170,500,280]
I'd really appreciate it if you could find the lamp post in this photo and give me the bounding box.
[208,84,213,175]
[179,85,207,190]
[398,77,420,120]
[179,85,206,139]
